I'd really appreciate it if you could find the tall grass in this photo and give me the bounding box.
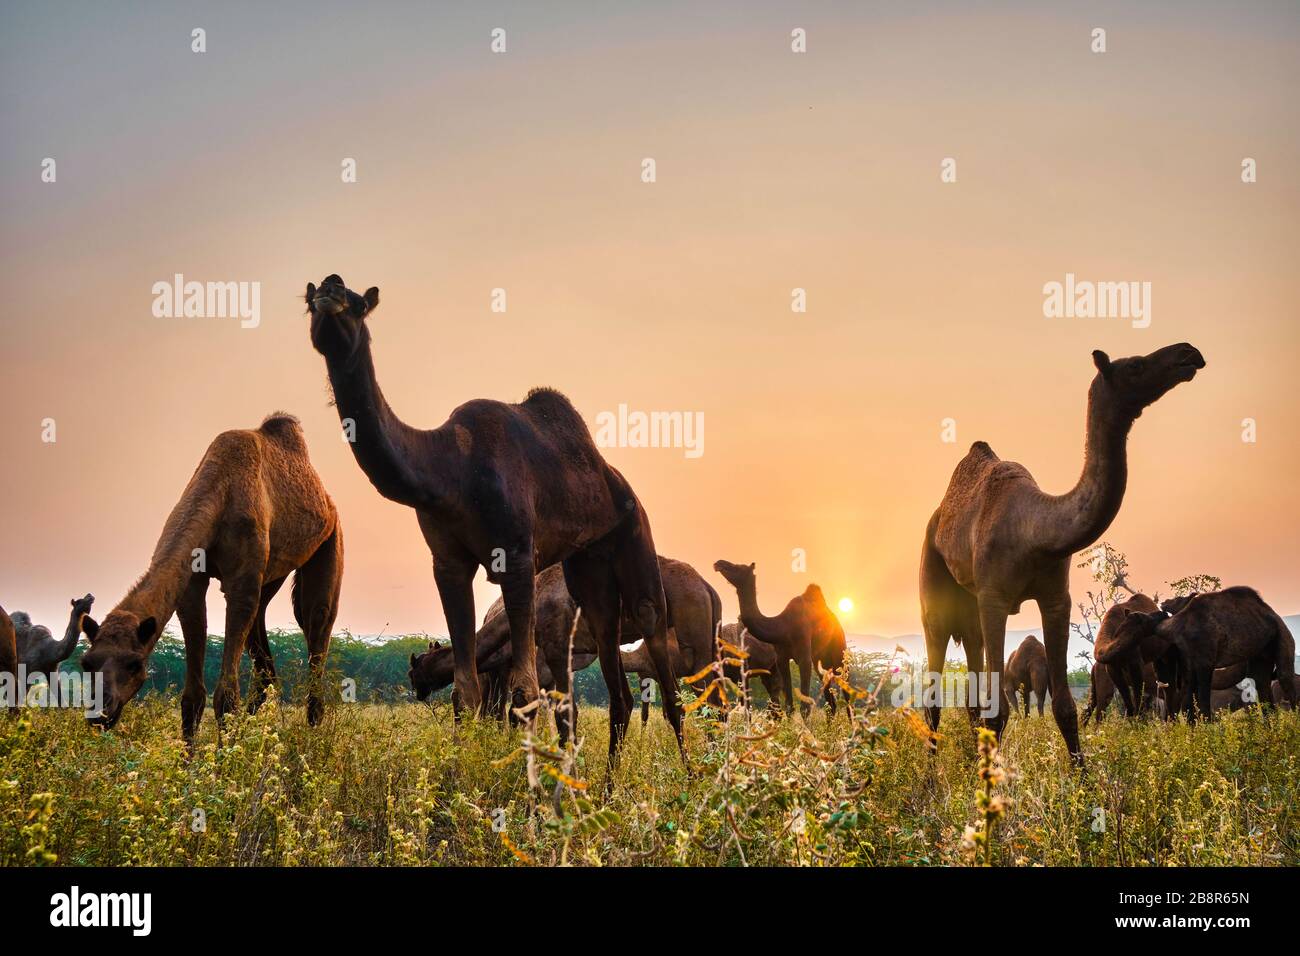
[2,694,1296,866]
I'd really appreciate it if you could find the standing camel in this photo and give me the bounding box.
[79,414,343,738]
[1004,634,1049,717]
[306,275,683,763]
[1092,593,1162,716]
[12,595,95,674]
[712,560,848,718]
[920,343,1204,763]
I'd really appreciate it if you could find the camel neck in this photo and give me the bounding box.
[326,339,438,509]
[1043,379,1132,556]
[734,579,784,645]
[50,609,83,663]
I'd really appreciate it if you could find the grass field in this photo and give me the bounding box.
[3,692,1297,867]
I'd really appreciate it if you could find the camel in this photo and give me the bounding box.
[1080,659,1158,725]
[307,274,683,764]
[0,607,16,709]
[1004,634,1049,717]
[1109,587,1296,721]
[919,343,1204,762]
[717,621,782,713]
[1092,593,1162,717]
[410,557,719,738]
[712,560,848,718]
[79,414,343,738]
[11,595,95,674]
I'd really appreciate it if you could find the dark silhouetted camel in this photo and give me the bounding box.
[307,275,682,764]
[712,560,848,718]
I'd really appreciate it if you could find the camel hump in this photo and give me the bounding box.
[968,440,996,459]
[258,412,303,438]
[802,583,825,603]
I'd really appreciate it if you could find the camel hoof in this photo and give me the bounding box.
[307,699,325,726]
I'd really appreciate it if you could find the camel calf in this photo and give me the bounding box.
[80,414,343,738]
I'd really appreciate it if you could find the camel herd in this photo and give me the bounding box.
[1,275,1295,772]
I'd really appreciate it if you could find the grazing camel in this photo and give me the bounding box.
[920,343,1204,762]
[712,560,848,718]
[1092,593,1162,717]
[410,557,718,739]
[0,607,16,709]
[79,414,343,738]
[12,595,95,674]
[1080,659,1157,725]
[1004,634,1049,717]
[307,275,683,764]
[717,621,782,713]
[1110,587,1296,721]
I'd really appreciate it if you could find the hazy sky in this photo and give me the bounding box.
[2,1,1297,654]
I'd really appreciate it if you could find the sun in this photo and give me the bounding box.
[837,597,854,614]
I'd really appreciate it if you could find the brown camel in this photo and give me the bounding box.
[712,560,848,718]
[1080,659,1158,725]
[12,595,95,674]
[1092,593,1162,717]
[1004,634,1049,717]
[1109,587,1296,721]
[919,343,1204,762]
[410,557,718,737]
[79,414,343,738]
[717,621,782,713]
[0,607,16,709]
[307,274,683,764]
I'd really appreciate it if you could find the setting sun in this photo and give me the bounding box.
[838,597,854,614]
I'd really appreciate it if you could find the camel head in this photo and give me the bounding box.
[1090,342,1204,418]
[305,274,380,362]
[71,593,94,620]
[713,559,756,591]
[79,611,159,729]
[408,640,455,701]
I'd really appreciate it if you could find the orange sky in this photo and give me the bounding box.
[2,2,1298,647]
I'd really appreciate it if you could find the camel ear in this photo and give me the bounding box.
[82,617,99,641]
[1092,350,1113,378]
[748,562,755,571]
[305,282,317,305]
[363,287,379,313]
[136,617,157,646]
[410,653,419,669]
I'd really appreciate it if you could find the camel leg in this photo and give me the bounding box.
[1035,687,1044,717]
[213,574,263,728]
[433,558,481,718]
[499,553,542,716]
[246,576,287,714]
[177,574,210,743]
[294,527,342,726]
[975,598,1011,740]
[777,653,795,717]
[1041,597,1082,765]
[542,644,578,747]
[921,621,949,749]
[563,551,630,765]
[961,638,985,729]
[795,652,813,719]
[1124,658,1146,717]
